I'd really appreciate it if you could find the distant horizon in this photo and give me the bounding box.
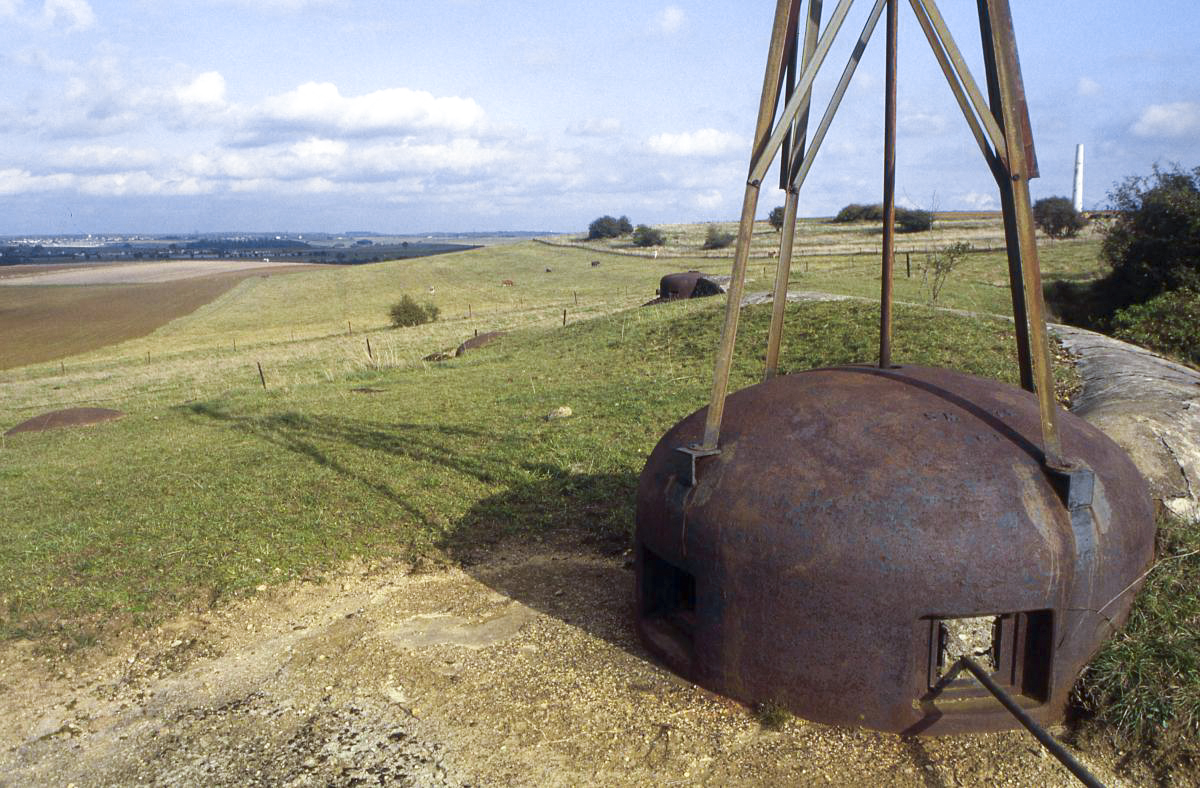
[4,2,1196,236]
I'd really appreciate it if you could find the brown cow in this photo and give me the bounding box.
[501,279,515,286]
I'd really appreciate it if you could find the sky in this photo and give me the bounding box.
[0,0,1198,235]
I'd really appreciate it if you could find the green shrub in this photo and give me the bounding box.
[388,295,439,328]
[1033,196,1087,238]
[1102,165,1200,310]
[832,203,931,233]
[1111,288,1200,364]
[768,206,787,231]
[587,215,633,240]
[702,224,735,250]
[834,203,883,223]
[895,206,933,233]
[632,224,666,247]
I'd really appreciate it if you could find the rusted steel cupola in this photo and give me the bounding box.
[634,0,1155,736]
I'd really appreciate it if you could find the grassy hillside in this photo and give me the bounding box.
[1,289,1049,644]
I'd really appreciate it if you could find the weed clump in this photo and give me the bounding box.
[755,700,793,730]
[389,295,440,328]
[1072,514,1200,771]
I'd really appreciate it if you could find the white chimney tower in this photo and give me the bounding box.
[1072,144,1085,213]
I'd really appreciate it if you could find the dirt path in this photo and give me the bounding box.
[0,533,1140,787]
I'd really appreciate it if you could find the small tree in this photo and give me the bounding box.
[919,242,971,304]
[632,224,666,247]
[1033,196,1086,239]
[588,215,633,240]
[702,224,735,250]
[1101,165,1200,308]
[768,206,786,231]
[389,294,439,327]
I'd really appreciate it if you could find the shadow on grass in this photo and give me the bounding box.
[181,400,645,655]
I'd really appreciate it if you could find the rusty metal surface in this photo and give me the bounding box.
[657,272,724,301]
[635,366,1155,735]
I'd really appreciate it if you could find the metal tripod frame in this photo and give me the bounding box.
[693,0,1065,469]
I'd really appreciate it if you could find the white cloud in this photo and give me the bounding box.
[254,82,485,137]
[175,72,227,110]
[41,0,95,31]
[1132,102,1200,139]
[52,144,163,171]
[959,191,997,211]
[566,117,622,137]
[0,168,72,195]
[647,128,742,157]
[654,6,685,34]
[1076,77,1101,97]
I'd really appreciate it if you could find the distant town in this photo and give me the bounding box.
[0,231,546,266]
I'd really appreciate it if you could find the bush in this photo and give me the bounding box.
[834,203,883,223]
[895,206,933,233]
[587,215,633,240]
[1033,196,1086,238]
[1111,288,1200,364]
[832,203,931,233]
[702,224,735,250]
[768,206,786,231]
[632,224,666,247]
[1101,165,1200,310]
[388,295,439,328]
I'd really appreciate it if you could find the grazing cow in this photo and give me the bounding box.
[501,279,515,287]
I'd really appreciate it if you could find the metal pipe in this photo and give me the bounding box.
[917,0,1008,163]
[960,658,1106,788]
[789,0,887,191]
[985,0,1062,466]
[977,0,1033,392]
[879,0,897,369]
[765,190,801,379]
[699,0,799,451]
[765,0,823,380]
[909,0,1001,172]
[748,0,857,185]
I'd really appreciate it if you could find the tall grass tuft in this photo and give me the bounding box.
[1072,514,1200,772]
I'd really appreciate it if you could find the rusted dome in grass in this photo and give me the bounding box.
[634,365,1155,734]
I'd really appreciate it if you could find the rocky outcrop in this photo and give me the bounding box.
[1050,325,1200,521]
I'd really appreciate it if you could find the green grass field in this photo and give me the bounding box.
[0,222,1111,638]
[2,219,1194,774]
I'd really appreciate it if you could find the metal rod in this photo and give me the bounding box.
[977,0,1033,392]
[765,0,823,380]
[789,0,886,191]
[960,658,1106,788]
[879,0,898,369]
[765,191,801,379]
[699,0,799,451]
[917,0,1008,163]
[748,0,857,185]
[909,0,1001,171]
[985,0,1062,466]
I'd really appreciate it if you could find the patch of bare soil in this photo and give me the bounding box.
[4,407,124,436]
[0,534,1143,786]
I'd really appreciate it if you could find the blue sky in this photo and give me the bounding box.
[0,0,1197,234]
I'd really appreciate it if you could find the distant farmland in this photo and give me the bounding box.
[0,264,329,370]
